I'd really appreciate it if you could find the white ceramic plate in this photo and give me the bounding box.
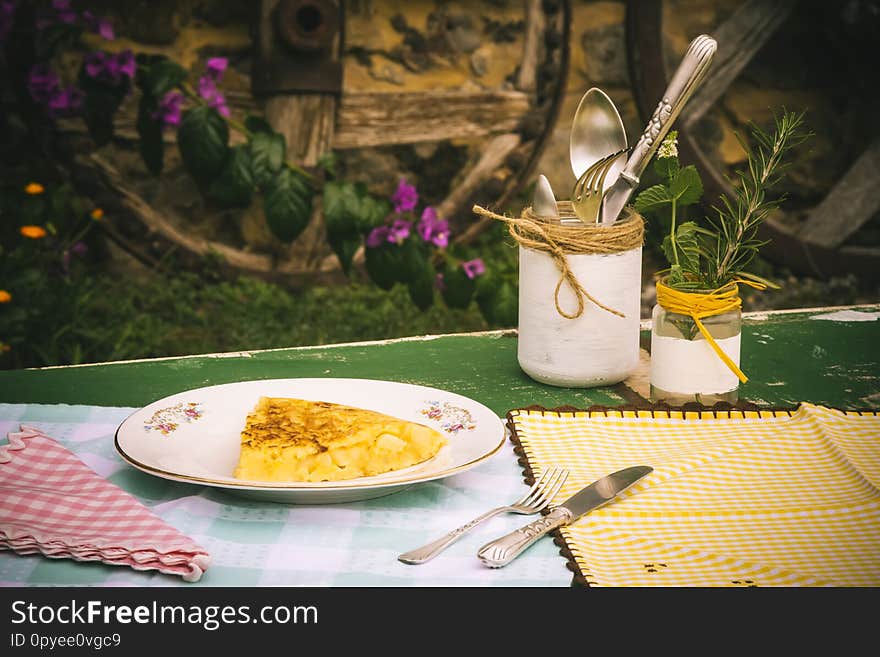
[115,378,506,503]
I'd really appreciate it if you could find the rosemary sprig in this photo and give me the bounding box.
[634,109,812,291]
[705,110,812,288]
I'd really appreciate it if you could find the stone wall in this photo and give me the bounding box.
[57,1,879,291]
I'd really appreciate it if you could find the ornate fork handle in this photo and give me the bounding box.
[476,507,573,568]
[398,507,511,565]
[621,34,717,186]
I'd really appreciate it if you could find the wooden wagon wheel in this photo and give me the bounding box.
[64,0,571,286]
[626,0,880,281]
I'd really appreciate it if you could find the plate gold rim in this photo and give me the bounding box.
[113,378,506,492]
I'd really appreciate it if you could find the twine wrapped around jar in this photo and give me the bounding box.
[473,201,645,388]
[472,201,644,318]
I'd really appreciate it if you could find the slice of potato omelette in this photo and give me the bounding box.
[234,397,447,482]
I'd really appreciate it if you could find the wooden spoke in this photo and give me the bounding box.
[799,138,880,249]
[681,0,796,128]
[626,0,880,281]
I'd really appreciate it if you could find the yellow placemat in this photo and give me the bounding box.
[506,403,880,587]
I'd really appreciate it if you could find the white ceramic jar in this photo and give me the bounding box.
[517,240,643,388]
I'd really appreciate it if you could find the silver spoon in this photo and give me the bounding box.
[532,174,559,220]
[570,87,628,196]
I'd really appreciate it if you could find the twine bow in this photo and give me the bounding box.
[471,203,644,319]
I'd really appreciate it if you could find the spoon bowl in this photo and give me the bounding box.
[569,87,628,192]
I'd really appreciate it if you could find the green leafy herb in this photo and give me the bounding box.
[633,112,811,290]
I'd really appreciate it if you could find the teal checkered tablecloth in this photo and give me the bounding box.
[0,404,572,587]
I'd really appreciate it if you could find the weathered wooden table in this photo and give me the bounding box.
[1,304,878,587]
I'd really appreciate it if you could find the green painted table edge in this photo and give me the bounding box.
[1,304,879,415]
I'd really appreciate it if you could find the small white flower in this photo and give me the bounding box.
[658,131,679,159]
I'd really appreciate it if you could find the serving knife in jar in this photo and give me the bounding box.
[476,465,653,568]
[598,34,717,225]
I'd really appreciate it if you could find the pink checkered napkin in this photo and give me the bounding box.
[0,426,211,582]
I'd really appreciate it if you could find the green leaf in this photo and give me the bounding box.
[357,195,391,233]
[669,165,703,206]
[81,92,118,146]
[665,264,685,287]
[476,275,517,327]
[633,184,672,214]
[77,60,131,146]
[263,167,313,243]
[79,76,129,146]
[327,233,361,276]
[317,151,339,177]
[398,238,428,282]
[364,243,400,290]
[323,181,390,235]
[407,261,435,311]
[323,181,359,234]
[207,146,254,208]
[244,115,274,134]
[661,221,702,276]
[144,59,187,98]
[177,106,230,184]
[136,96,164,175]
[653,155,680,180]
[441,265,476,309]
[323,182,363,274]
[249,130,286,188]
[733,269,781,290]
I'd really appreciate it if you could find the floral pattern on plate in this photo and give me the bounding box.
[144,402,204,435]
[420,400,477,434]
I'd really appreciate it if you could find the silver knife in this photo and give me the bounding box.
[476,465,653,568]
[598,34,717,225]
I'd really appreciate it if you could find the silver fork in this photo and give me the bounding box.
[571,147,629,223]
[397,466,569,565]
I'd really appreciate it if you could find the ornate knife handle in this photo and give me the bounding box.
[476,507,573,568]
[620,34,717,186]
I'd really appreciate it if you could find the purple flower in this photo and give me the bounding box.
[0,0,18,43]
[435,272,446,291]
[46,86,83,116]
[388,218,411,245]
[197,75,216,99]
[205,57,228,82]
[417,206,449,248]
[461,258,486,280]
[52,0,76,24]
[207,92,231,117]
[115,50,136,79]
[197,75,230,117]
[152,90,184,127]
[27,64,60,103]
[84,51,107,78]
[391,179,418,214]
[83,10,115,40]
[62,241,88,272]
[84,49,136,84]
[366,225,390,248]
[27,64,81,117]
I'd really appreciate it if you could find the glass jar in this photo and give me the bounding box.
[649,303,742,405]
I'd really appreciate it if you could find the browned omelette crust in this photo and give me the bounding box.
[235,396,447,482]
